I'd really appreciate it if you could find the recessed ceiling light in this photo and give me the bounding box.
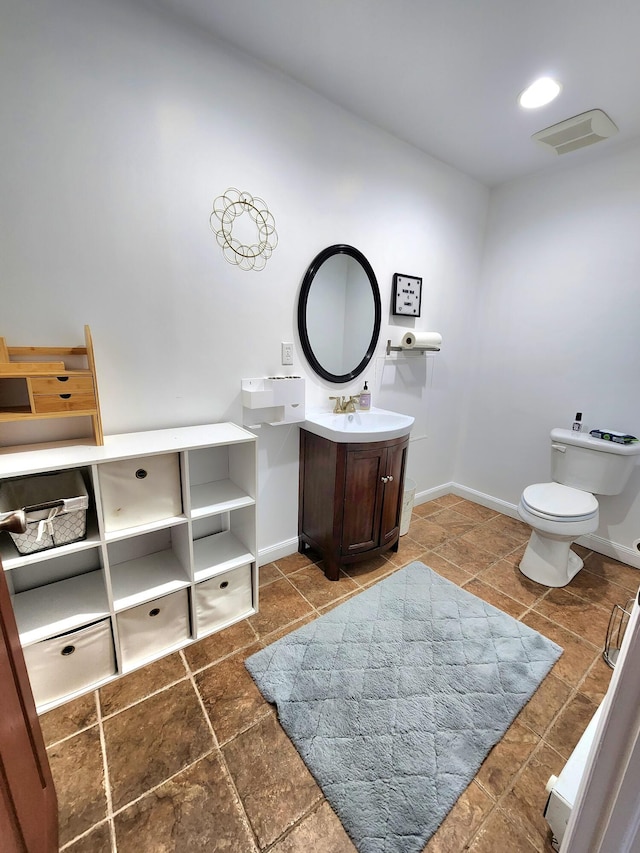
[518,77,562,109]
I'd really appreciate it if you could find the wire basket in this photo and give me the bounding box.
[603,597,635,668]
[0,470,89,555]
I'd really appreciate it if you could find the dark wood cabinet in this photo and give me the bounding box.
[298,429,409,580]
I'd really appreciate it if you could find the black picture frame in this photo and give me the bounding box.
[392,273,422,317]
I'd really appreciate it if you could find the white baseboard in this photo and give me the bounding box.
[258,536,299,566]
[448,483,521,520]
[414,482,457,505]
[576,533,640,571]
[419,482,640,571]
[260,484,640,571]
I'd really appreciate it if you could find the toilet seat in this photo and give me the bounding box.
[521,482,598,522]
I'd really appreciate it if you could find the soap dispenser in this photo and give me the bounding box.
[359,381,371,411]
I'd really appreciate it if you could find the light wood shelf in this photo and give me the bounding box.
[0,325,104,445]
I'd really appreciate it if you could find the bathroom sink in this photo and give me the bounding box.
[303,407,414,443]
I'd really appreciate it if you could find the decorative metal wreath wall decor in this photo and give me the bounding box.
[210,188,278,271]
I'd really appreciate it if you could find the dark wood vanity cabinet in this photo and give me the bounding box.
[298,429,409,580]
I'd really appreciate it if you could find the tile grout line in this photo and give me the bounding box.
[107,749,216,819]
[215,706,275,750]
[44,717,98,750]
[59,819,114,852]
[188,639,267,676]
[181,654,221,746]
[475,699,578,850]
[95,687,118,853]
[56,690,118,853]
[182,652,261,851]
[519,599,606,654]
[91,673,257,847]
[259,797,330,852]
[99,672,191,722]
[467,682,581,849]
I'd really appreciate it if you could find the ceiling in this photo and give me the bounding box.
[152,0,640,186]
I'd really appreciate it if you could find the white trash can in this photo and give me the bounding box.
[399,478,416,536]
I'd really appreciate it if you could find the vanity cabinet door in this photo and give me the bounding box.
[378,439,408,546]
[342,437,408,555]
[341,446,386,555]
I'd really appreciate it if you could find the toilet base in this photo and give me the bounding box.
[518,530,584,588]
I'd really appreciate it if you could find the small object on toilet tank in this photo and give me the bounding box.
[589,429,638,444]
[572,412,582,432]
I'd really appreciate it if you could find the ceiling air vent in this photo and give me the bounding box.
[533,109,618,155]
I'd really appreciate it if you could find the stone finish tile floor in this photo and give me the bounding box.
[40,494,638,852]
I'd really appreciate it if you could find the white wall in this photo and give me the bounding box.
[0,0,489,559]
[456,142,640,565]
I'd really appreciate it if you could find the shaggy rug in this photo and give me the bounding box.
[246,561,562,853]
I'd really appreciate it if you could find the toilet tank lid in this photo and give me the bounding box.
[551,428,640,456]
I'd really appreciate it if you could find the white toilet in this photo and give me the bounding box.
[518,428,640,587]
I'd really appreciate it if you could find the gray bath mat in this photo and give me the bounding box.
[246,561,562,853]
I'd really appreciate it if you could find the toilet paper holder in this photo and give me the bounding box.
[386,337,441,355]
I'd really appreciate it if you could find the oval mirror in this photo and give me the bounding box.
[297,245,382,383]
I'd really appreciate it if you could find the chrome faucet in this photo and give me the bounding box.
[329,395,360,414]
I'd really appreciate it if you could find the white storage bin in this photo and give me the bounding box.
[99,453,182,532]
[195,564,253,635]
[117,589,190,669]
[23,619,115,707]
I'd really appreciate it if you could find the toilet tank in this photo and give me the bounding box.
[550,428,640,495]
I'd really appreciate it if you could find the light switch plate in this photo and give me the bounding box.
[392,273,422,316]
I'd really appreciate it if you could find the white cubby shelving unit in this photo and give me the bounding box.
[0,423,258,712]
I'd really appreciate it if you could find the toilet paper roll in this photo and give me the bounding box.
[401,331,442,349]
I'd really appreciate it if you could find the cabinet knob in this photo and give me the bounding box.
[387,475,394,482]
[381,476,389,483]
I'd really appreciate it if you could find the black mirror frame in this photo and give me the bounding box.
[297,244,382,384]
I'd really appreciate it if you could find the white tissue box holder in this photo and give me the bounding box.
[241,377,305,426]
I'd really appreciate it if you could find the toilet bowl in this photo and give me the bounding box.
[518,427,640,588]
[517,483,599,587]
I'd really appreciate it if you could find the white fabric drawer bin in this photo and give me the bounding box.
[99,453,182,532]
[195,564,253,635]
[23,619,116,707]
[117,589,190,669]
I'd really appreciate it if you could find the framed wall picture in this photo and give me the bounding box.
[392,273,422,316]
